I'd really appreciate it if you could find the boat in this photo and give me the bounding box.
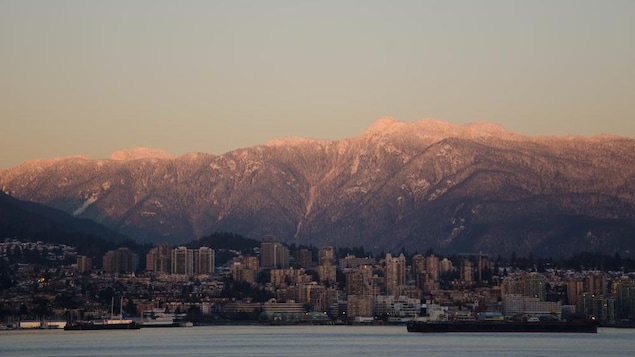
[65,297,141,331]
[64,318,141,330]
[406,319,597,333]
[140,308,193,328]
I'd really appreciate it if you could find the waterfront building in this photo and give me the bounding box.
[374,295,421,321]
[503,294,561,319]
[614,277,635,319]
[261,299,305,322]
[591,296,616,324]
[298,282,339,313]
[347,295,374,320]
[577,293,616,324]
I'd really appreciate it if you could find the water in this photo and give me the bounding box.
[1,326,634,357]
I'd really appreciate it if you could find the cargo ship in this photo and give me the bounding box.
[406,319,597,333]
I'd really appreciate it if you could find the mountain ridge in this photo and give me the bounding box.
[0,190,137,263]
[1,118,634,258]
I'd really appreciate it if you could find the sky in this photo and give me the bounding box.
[1,0,634,168]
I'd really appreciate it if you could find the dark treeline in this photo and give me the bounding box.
[0,190,140,266]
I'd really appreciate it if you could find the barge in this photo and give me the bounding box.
[406,320,597,333]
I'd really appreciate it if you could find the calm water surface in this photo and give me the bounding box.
[1,326,633,357]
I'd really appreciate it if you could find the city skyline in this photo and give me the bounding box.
[2,0,634,168]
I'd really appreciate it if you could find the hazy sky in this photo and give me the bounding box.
[1,0,634,168]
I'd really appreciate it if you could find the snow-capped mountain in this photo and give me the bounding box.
[2,118,634,258]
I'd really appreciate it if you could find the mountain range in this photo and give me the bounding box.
[2,118,634,258]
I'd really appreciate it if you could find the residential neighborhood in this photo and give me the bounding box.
[2,236,634,329]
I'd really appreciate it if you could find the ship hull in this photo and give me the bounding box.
[140,320,193,328]
[407,321,597,333]
[64,321,141,330]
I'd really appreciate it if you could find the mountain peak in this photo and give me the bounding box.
[363,117,512,142]
[109,147,174,161]
[265,137,328,147]
[364,117,406,135]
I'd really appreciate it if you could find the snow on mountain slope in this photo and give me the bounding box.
[1,119,634,257]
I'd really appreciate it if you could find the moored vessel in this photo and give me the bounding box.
[406,319,597,333]
[65,296,141,331]
[64,318,141,330]
[140,308,193,328]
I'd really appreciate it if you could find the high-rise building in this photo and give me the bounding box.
[567,280,584,305]
[501,277,520,297]
[243,256,259,270]
[146,244,172,273]
[76,255,92,273]
[318,262,337,284]
[426,254,440,281]
[461,259,474,283]
[439,258,453,276]
[347,295,374,319]
[520,272,547,301]
[230,256,258,284]
[319,246,335,265]
[346,265,374,296]
[411,254,426,289]
[614,277,635,319]
[339,255,375,269]
[411,254,425,275]
[103,247,138,274]
[297,248,312,269]
[171,246,194,276]
[195,246,215,275]
[586,272,607,297]
[385,253,406,296]
[260,235,289,269]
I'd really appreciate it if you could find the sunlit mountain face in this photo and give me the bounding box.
[2,118,634,258]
